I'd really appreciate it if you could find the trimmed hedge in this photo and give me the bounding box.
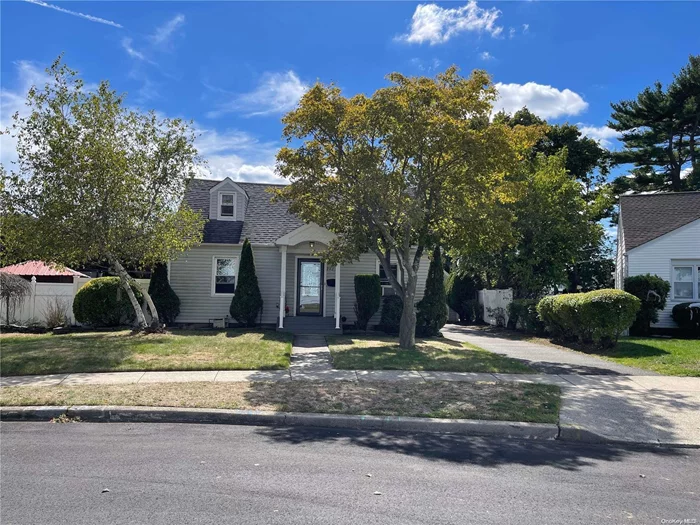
[73,277,144,327]
[537,289,640,347]
[672,303,700,336]
[508,298,545,335]
[378,295,403,335]
[445,273,478,323]
[229,239,264,327]
[148,263,180,325]
[624,274,670,335]
[354,274,381,331]
[416,247,448,337]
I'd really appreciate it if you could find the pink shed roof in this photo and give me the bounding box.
[0,260,88,278]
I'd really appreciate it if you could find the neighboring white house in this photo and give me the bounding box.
[614,192,700,329]
[168,177,431,333]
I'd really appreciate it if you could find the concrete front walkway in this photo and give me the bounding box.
[441,324,655,375]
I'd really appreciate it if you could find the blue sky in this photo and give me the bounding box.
[1,1,699,185]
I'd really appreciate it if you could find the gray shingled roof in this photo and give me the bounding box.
[620,192,700,250]
[184,179,304,244]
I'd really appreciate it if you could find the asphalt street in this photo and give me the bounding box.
[1,422,698,524]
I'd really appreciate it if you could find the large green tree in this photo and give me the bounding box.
[275,67,537,348]
[461,151,605,298]
[609,54,700,192]
[1,58,205,329]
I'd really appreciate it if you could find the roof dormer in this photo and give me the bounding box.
[208,177,249,221]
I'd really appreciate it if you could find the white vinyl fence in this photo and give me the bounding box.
[478,288,513,327]
[1,277,150,327]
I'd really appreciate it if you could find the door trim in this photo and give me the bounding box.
[295,257,324,316]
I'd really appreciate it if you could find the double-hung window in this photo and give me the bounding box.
[212,257,237,295]
[377,252,399,287]
[218,193,236,220]
[672,264,699,301]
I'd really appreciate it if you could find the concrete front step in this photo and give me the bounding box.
[278,316,341,335]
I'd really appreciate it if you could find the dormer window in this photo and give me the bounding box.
[218,192,237,220]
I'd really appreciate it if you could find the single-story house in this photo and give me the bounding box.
[614,191,700,329]
[168,177,430,333]
[0,260,88,283]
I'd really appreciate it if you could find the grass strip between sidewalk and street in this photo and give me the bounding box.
[0,381,561,424]
[328,335,535,373]
[0,330,293,376]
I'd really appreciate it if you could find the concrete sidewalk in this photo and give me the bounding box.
[441,324,656,375]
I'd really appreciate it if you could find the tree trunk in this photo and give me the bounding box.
[107,253,148,330]
[135,282,161,328]
[398,272,418,349]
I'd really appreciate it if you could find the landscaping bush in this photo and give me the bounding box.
[416,247,448,337]
[73,277,144,327]
[229,239,263,327]
[672,303,700,336]
[445,272,478,323]
[508,298,545,335]
[148,263,181,325]
[464,299,483,324]
[353,274,381,331]
[537,289,640,347]
[378,295,403,335]
[624,274,671,335]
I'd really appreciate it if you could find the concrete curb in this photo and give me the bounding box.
[0,405,558,440]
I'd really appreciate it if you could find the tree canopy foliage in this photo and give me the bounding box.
[1,57,205,329]
[609,54,699,192]
[275,67,538,348]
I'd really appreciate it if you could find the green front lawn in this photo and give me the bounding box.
[598,337,700,377]
[0,381,561,424]
[0,330,293,376]
[327,335,535,373]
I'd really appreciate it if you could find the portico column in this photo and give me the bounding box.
[279,245,287,329]
[335,263,341,330]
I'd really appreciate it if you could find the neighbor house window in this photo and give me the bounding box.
[377,252,398,287]
[218,192,236,220]
[673,265,698,300]
[212,257,237,295]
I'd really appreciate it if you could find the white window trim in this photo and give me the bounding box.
[217,192,237,221]
[211,256,238,297]
[376,257,401,288]
[672,263,700,301]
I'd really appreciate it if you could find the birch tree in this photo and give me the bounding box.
[1,57,205,330]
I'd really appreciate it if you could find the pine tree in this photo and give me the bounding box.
[229,239,263,327]
[609,55,699,192]
[148,264,180,325]
[416,247,448,337]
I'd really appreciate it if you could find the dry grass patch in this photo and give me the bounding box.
[0,330,293,376]
[328,335,535,373]
[0,380,560,423]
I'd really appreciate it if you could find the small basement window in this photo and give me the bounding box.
[212,257,237,295]
[218,192,236,220]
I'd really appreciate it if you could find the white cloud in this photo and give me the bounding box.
[508,27,516,39]
[494,82,588,119]
[24,0,122,28]
[479,51,494,61]
[121,38,148,62]
[207,71,308,118]
[149,14,185,46]
[577,124,621,148]
[397,1,502,45]
[522,23,530,34]
[195,128,284,184]
[0,61,51,167]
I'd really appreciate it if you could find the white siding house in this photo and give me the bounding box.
[169,177,431,332]
[615,192,700,329]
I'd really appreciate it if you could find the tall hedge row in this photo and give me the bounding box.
[537,289,640,347]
